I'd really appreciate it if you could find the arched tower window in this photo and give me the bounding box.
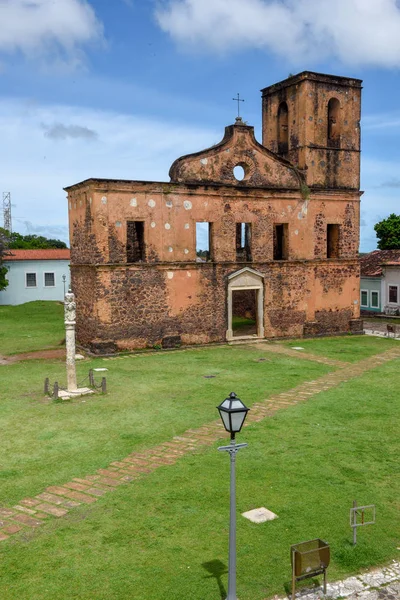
[277,101,289,155]
[327,98,341,147]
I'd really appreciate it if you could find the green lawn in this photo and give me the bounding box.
[0,357,398,600]
[0,345,333,505]
[282,334,400,362]
[0,301,64,355]
[0,304,399,599]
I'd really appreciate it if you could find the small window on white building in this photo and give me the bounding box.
[371,291,379,309]
[360,290,369,307]
[26,273,37,288]
[44,272,55,287]
[388,285,398,304]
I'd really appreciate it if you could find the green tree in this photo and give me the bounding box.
[0,228,67,290]
[6,231,67,249]
[374,213,400,249]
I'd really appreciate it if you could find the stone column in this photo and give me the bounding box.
[64,289,77,391]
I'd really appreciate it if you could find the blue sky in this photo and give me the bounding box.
[1,0,400,251]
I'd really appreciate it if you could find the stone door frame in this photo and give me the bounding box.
[226,267,265,341]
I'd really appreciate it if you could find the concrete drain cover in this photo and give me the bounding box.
[242,507,278,523]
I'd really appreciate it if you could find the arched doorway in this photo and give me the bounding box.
[226,268,265,341]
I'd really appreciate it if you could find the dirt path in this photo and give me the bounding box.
[0,348,65,365]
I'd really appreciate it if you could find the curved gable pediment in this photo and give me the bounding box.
[169,119,303,189]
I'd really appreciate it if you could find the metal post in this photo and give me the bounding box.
[228,441,237,600]
[54,381,59,400]
[292,550,296,600]
[101,377,107,394]
[44,377,49,395]
[89,369,94,387]
[353,500,357,546]
[218,439,247,600]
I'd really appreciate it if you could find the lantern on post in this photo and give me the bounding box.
[217,392,249,600]
[217,392,249,440]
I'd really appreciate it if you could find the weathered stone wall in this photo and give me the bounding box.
[65,71,362,352]
[66,182,360,266]
[70,266,101,345]
[66,179,360,351]
[70,259,360,351]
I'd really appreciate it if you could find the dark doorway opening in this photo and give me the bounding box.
[232,289,258,337]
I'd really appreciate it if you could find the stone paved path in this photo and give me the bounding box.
[251,341,347,367]
[1,345,399,545]
[275,561,400,599]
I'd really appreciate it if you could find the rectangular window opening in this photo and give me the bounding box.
[371,291,379,309]
[389,285,398,304]
[327,224,340,258]
[26,273,37,288]
[196,222,213,261]
[236,223,252,261]
[127,221,145,262]
[360,290,369,308]
[44,272,55,287]
[273,223,288,260]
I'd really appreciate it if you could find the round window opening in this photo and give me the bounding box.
[233,164,247,181]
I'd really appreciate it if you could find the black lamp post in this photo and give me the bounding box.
[217,392,249,600]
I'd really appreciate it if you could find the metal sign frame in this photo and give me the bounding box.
[350,501,375,545]
[350,504,375,528]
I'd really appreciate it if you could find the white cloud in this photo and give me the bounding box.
[0,99,219,243]
[0,0,103,67]
[42,123,98,141]
[363,111,400,131]
[155,0,400,67]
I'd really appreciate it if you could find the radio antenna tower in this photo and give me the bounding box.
[3,192,12,233]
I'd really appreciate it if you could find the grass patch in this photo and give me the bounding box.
[0,358,398,599]
[364,316,400,325]
[282,335,399,362]
[0,345,333,505]
[232,315,257,335]
[0,301,64,355]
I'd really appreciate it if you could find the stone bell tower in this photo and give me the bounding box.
[261,71,362,190]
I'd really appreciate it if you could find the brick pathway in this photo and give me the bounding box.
[1,346,399,544]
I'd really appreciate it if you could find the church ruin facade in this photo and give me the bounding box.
[65,71,363,353]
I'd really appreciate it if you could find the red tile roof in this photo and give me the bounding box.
[360,249,400,277]
[5,249,70,261]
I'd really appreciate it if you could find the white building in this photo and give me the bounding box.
[0,249,70,306]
